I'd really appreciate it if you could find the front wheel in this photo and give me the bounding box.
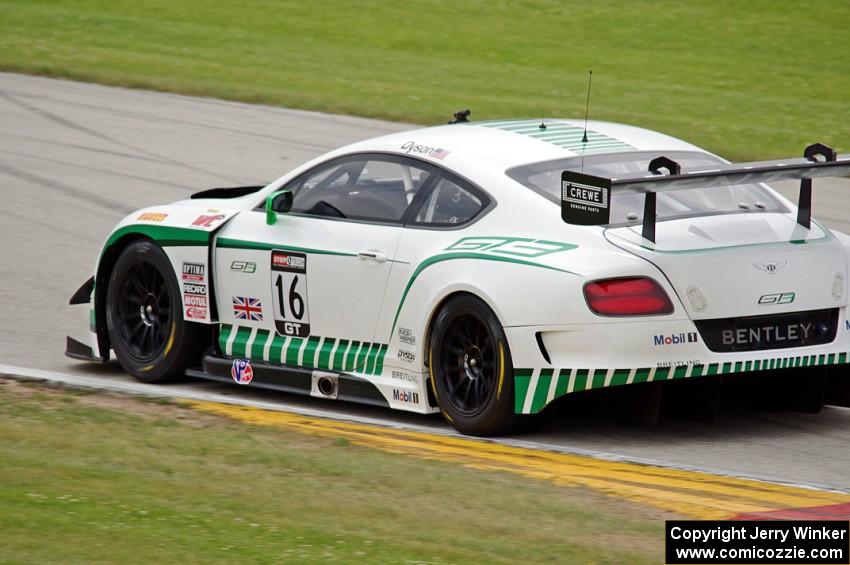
[428,294,519,436]
[105,239,208,382]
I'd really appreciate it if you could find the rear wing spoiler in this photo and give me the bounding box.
[561,143,850,242]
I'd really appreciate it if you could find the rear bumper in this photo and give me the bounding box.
[506,308,850,414]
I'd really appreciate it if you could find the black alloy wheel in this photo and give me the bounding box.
[437,313,497,417]
[429,294,519,436]
[106,239,209,383]
[115,260,171,361]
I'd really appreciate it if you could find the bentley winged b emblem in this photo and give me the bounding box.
[753,259,788,274]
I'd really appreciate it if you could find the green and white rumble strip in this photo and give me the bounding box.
[219,324,388,376]
[515,351,850,414]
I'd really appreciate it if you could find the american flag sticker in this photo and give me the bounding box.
[232,296,263,321]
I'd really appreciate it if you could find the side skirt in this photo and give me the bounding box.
[186,350,389,408]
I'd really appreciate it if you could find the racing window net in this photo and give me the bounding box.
[506,151,787,224]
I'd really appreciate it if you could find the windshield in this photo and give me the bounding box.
[506,151,787,224]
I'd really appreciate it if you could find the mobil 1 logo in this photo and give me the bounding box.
[270,250,310,337]
[560,171,611,225]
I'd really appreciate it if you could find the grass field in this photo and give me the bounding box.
[0,380,665,563]
[1,1,848,160]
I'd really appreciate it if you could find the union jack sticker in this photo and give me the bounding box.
[232,296,263,321]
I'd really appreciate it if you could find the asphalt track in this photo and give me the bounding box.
[2,72,850,493]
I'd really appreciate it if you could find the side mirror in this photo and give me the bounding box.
[265,189,293,225]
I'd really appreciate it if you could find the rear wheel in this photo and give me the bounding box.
[428,294,519,436]
[105,239,208,382]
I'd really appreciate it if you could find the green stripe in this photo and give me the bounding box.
[355,342,371,369]
[573,369,589,391]
[286,337,304,365]
[231,327,252,358]
[390,251,578,334]
[530,370,553,413]
[104,224,209,254]
[271,333,287,364]
[365,344,380,375]
[652,367,669,381]
[218,324,233,352]
[217,238,354,256]
[332,340,350,371]
[591,369,606,389]
[481,121,636,154]
[610,369,630,387]
[554,369,570,397]
[374,345,388,375]
[514,369,534,413]
[251,329,271,360]
[301,336,321,368]
[317,338,336,370]
[345,341,361,371]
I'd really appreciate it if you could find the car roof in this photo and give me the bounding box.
[337,118,708,171]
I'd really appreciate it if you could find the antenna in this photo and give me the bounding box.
[581,70,593,144]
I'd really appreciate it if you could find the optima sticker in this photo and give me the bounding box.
[182,263,205,282]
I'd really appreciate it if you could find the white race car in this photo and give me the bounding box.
[67,113,850,435]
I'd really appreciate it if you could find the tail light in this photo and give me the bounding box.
[584,277,674,316]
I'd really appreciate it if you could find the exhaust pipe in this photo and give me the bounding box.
[311,371,338,399]
[317,376,336,396]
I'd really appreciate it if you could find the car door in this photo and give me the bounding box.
[214,154,436,373]
[374,172,493,351]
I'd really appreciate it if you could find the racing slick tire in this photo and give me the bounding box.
[105,239,208,383]
[428,294,523,436]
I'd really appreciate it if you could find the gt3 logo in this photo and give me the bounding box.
[758,292,795,305]
[230,261,257,273]
[446,237,576,257]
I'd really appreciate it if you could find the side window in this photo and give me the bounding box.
[290,157,432,223]
[412,176,485,226]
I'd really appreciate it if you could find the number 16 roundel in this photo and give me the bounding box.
[270,250,311,337]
